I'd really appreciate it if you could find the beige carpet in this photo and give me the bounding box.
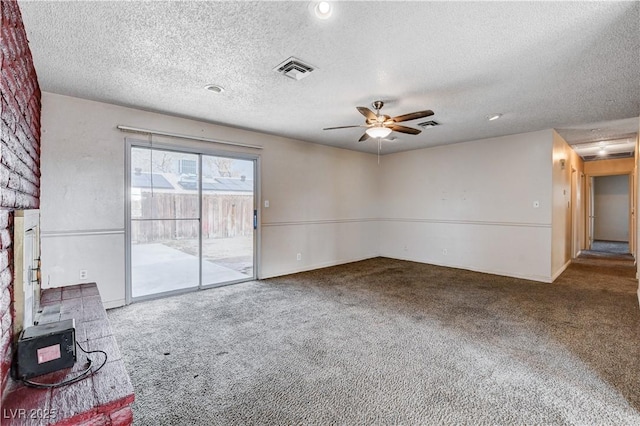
[108,257,640,425]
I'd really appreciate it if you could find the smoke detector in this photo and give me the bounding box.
[273,57,316,81]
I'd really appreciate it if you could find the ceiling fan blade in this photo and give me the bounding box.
[390,110,434,123]
[358,132,370,142]
[356,107,377,122]
[323,125,364,130]
[389,124,421,135]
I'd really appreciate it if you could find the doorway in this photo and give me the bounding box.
[588,174,630,256]
[126,141,257,302]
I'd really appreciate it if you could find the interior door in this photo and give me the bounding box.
[628,173,635,256]
[588,176,595,250]
[571,168,578,258]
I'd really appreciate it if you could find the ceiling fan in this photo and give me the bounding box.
[323,100,434,142]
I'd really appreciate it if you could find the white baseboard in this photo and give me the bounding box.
[259,254,379,280]
[383,254,554,283]
[104,299,126,310]
[551,260,572,282]
[256,254,574,285]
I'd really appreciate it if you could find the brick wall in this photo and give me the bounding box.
[0,0,41,398]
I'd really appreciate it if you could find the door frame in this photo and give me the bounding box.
[585,172,632,253]
[125,137,261,305]
[571,167,579,258]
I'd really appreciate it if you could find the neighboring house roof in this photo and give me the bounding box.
[132,172,253,193]
[202,177,253,192]
[131,173,174,189]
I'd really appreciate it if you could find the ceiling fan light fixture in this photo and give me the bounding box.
[314,1,333,19]
[366,126,392,139]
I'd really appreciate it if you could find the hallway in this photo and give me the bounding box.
[574,240,635,269]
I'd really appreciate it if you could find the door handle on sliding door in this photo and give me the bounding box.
[254,210,258,230]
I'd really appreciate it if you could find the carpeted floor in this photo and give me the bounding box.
[578,240,634,266]
[581,240,633,261]
[108,257,640,425]
[590,240,630,255]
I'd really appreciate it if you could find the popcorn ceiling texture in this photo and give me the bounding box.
[17,1,640,154]
[0,0,41,400]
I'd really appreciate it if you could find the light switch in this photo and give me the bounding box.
[533,201,540,208]
[264,200,269,208]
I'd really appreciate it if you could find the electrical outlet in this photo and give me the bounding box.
[79,269,88,280]
[403,245,408,251]
[296,253,301,261]
[264,200,269,208]
[442,249,448,255]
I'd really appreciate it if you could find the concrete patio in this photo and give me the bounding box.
[132,243,250,298]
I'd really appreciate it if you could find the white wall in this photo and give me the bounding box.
[378,130,555,282]
[259,136,380,277]
[40,93,379,308]
[594,175,629,242]
[550,131,583,279]
[40,92,589,309]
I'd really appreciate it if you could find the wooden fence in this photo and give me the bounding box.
[132,193,253,243]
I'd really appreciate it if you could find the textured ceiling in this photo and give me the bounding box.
[18,1,640,155]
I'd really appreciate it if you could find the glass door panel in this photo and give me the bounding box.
[130,147,200,298]
[131,219,200,298]
[131,148,200,220]
[201,155,255,286]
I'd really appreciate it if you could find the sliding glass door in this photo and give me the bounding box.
[128,142,256,302]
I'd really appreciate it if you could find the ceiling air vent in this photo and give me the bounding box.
[273,57,316,81]
[417,120,439,129]
[609,151,633,158]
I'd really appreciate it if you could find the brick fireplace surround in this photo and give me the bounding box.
[2,2,134,424]
[1,0,42,397]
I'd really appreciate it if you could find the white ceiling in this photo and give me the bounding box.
[18,1,640,155]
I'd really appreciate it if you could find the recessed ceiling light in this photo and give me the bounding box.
[204,84,224,94]
[314,1,333,19]
[487,113,502,121]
